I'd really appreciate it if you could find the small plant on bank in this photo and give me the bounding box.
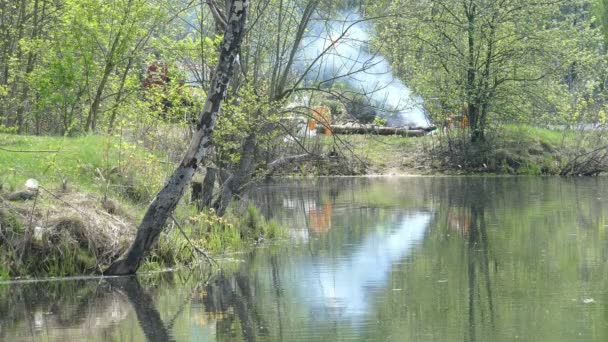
[140,205,285,272]
[372,117,388,127]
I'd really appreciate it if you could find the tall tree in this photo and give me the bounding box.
[594,0,608,43]
[104,0,250,275]
[369,0,582,141]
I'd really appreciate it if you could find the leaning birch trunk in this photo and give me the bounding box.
[104,0,249,275]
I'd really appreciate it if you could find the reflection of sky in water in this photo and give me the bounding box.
[302,212,430,319]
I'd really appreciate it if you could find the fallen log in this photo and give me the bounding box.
[328,125,430,137]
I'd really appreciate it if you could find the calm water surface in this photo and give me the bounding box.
[2,177,608,341]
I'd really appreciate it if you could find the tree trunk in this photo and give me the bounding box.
[108,56,134,133]
[329,125,428,136]
[465,3,482,143]
[201,167,217,209]
[468,104,483,142]
[214,132,257,216]
[104,0,249,275]
[87,60,114,132]
[191,181,203,206]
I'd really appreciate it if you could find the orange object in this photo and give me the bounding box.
[308,119,317,130]
[444,104,469,130]
[309,200,332,233]
[460,115,469,129]
[447,207,471,237]
[312,106,332,136]
[445,114,468,130]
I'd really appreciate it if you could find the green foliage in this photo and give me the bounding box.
[215,81,285,165]
[187,208,243,253]
[240,204,285,240]
[140,205,285,272]
[41,247,97,278]
[1,0,167,134]
[0,264,9,281]
[0,133,171,203]
[0,210,24,234]
[372,117,388,127]
[594,0,608,42]
[185,205,285,253]
[143,229,193,271]
[0,126,18,134]
[368,0,606,140]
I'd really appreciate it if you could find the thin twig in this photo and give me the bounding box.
[170,213,218,267]
[0,147,60,153]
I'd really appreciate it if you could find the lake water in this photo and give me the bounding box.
[2,177,608,341]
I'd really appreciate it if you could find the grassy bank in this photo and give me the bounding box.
[0,133,283,279]
[333,125,608,176]
[0,125,603,278]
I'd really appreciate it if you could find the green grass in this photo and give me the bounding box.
[0,133,172,201]
[496,125,573,153]
[0,264,9,280]
[341,135,426,167]
[305,134,433,175]
[1,134,111,190]
[436,124,608,175]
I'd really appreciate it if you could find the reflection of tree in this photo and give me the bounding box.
[447,207,472,237]
[270,254,285,341]
[200,253,271,342]
[0,280,131,340]
[443,180,496,342]
[465,204,495,342]
[109,277,174,342]
[14,178,608,340]
[250,178,363,231]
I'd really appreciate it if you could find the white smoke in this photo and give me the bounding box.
[298,12,430,128]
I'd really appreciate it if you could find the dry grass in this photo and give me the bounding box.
[0,191,136,277]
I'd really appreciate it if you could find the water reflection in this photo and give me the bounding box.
[3,178,608,341]
[108,277,174,342]
[303,212,430,318]
[307,200,333,233]
[0,279,132,341]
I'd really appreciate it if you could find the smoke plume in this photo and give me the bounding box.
[298,12,430,128]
